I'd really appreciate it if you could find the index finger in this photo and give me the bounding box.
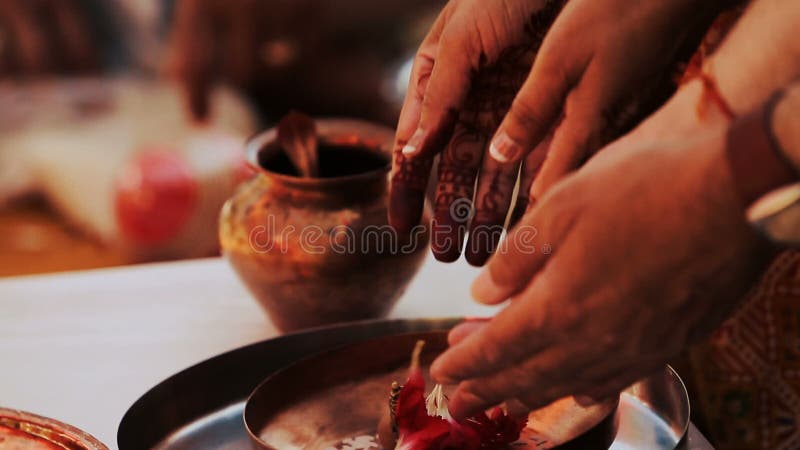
[430,269,565,384]
[389,11,448,234]
[388,50,436,234]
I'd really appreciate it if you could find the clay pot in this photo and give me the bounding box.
[220,119,429,332]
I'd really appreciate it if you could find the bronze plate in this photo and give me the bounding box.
[0,408,108,450]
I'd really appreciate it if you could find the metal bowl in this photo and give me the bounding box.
[244,331,619,450]
[117,318,696,450]
[0,407,108,450]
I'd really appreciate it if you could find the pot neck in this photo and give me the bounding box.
[246,118,395,208]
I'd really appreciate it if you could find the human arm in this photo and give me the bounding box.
[431,96,793,418]
[430,0,800,417]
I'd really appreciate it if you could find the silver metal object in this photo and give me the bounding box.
[747,182,800,246]
[612,367,690,450]
[117,318,713,450]
[245,331,618,449]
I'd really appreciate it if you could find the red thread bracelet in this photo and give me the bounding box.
[696,70,736,121]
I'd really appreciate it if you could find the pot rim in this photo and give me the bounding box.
[245,117,394,188]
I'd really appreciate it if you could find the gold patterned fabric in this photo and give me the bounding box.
[690,251,800,450]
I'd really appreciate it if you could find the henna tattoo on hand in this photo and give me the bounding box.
[455,0,566,217]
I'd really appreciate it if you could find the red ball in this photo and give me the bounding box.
[115,149,198,245]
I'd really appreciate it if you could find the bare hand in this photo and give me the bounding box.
[429,112,773,419]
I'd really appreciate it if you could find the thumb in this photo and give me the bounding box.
[471,210,554,305]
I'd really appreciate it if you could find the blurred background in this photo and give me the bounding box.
[0,0,444,276]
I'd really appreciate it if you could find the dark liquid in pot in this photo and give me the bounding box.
[259,145,389,178]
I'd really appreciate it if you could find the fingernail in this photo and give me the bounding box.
[463,316,491,323]
[575,395,597,407]
[402,128,426,155]
[489,131,524,163]
[433,374,458,385]
[448,320,487,346]
[504,399,530,419]
[471,270,507,304]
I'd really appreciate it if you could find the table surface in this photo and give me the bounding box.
[0,256,713,450]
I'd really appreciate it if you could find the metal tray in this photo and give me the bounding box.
[118,318,713,450]
[1,408,108,450]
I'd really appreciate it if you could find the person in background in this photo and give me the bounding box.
[0,0,258,267]
[167,0,444,123]
[386,0,800,448]
[0,0,442,267]
[0,0,162,76]
[0,0,100,75]
[0,0,442,124]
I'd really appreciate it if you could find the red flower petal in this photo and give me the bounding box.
[392,343,527,450]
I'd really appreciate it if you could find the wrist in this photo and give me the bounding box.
[673,77,735,132]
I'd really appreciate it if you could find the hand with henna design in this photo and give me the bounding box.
[390,0,565,266]
[389,0,729,265]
